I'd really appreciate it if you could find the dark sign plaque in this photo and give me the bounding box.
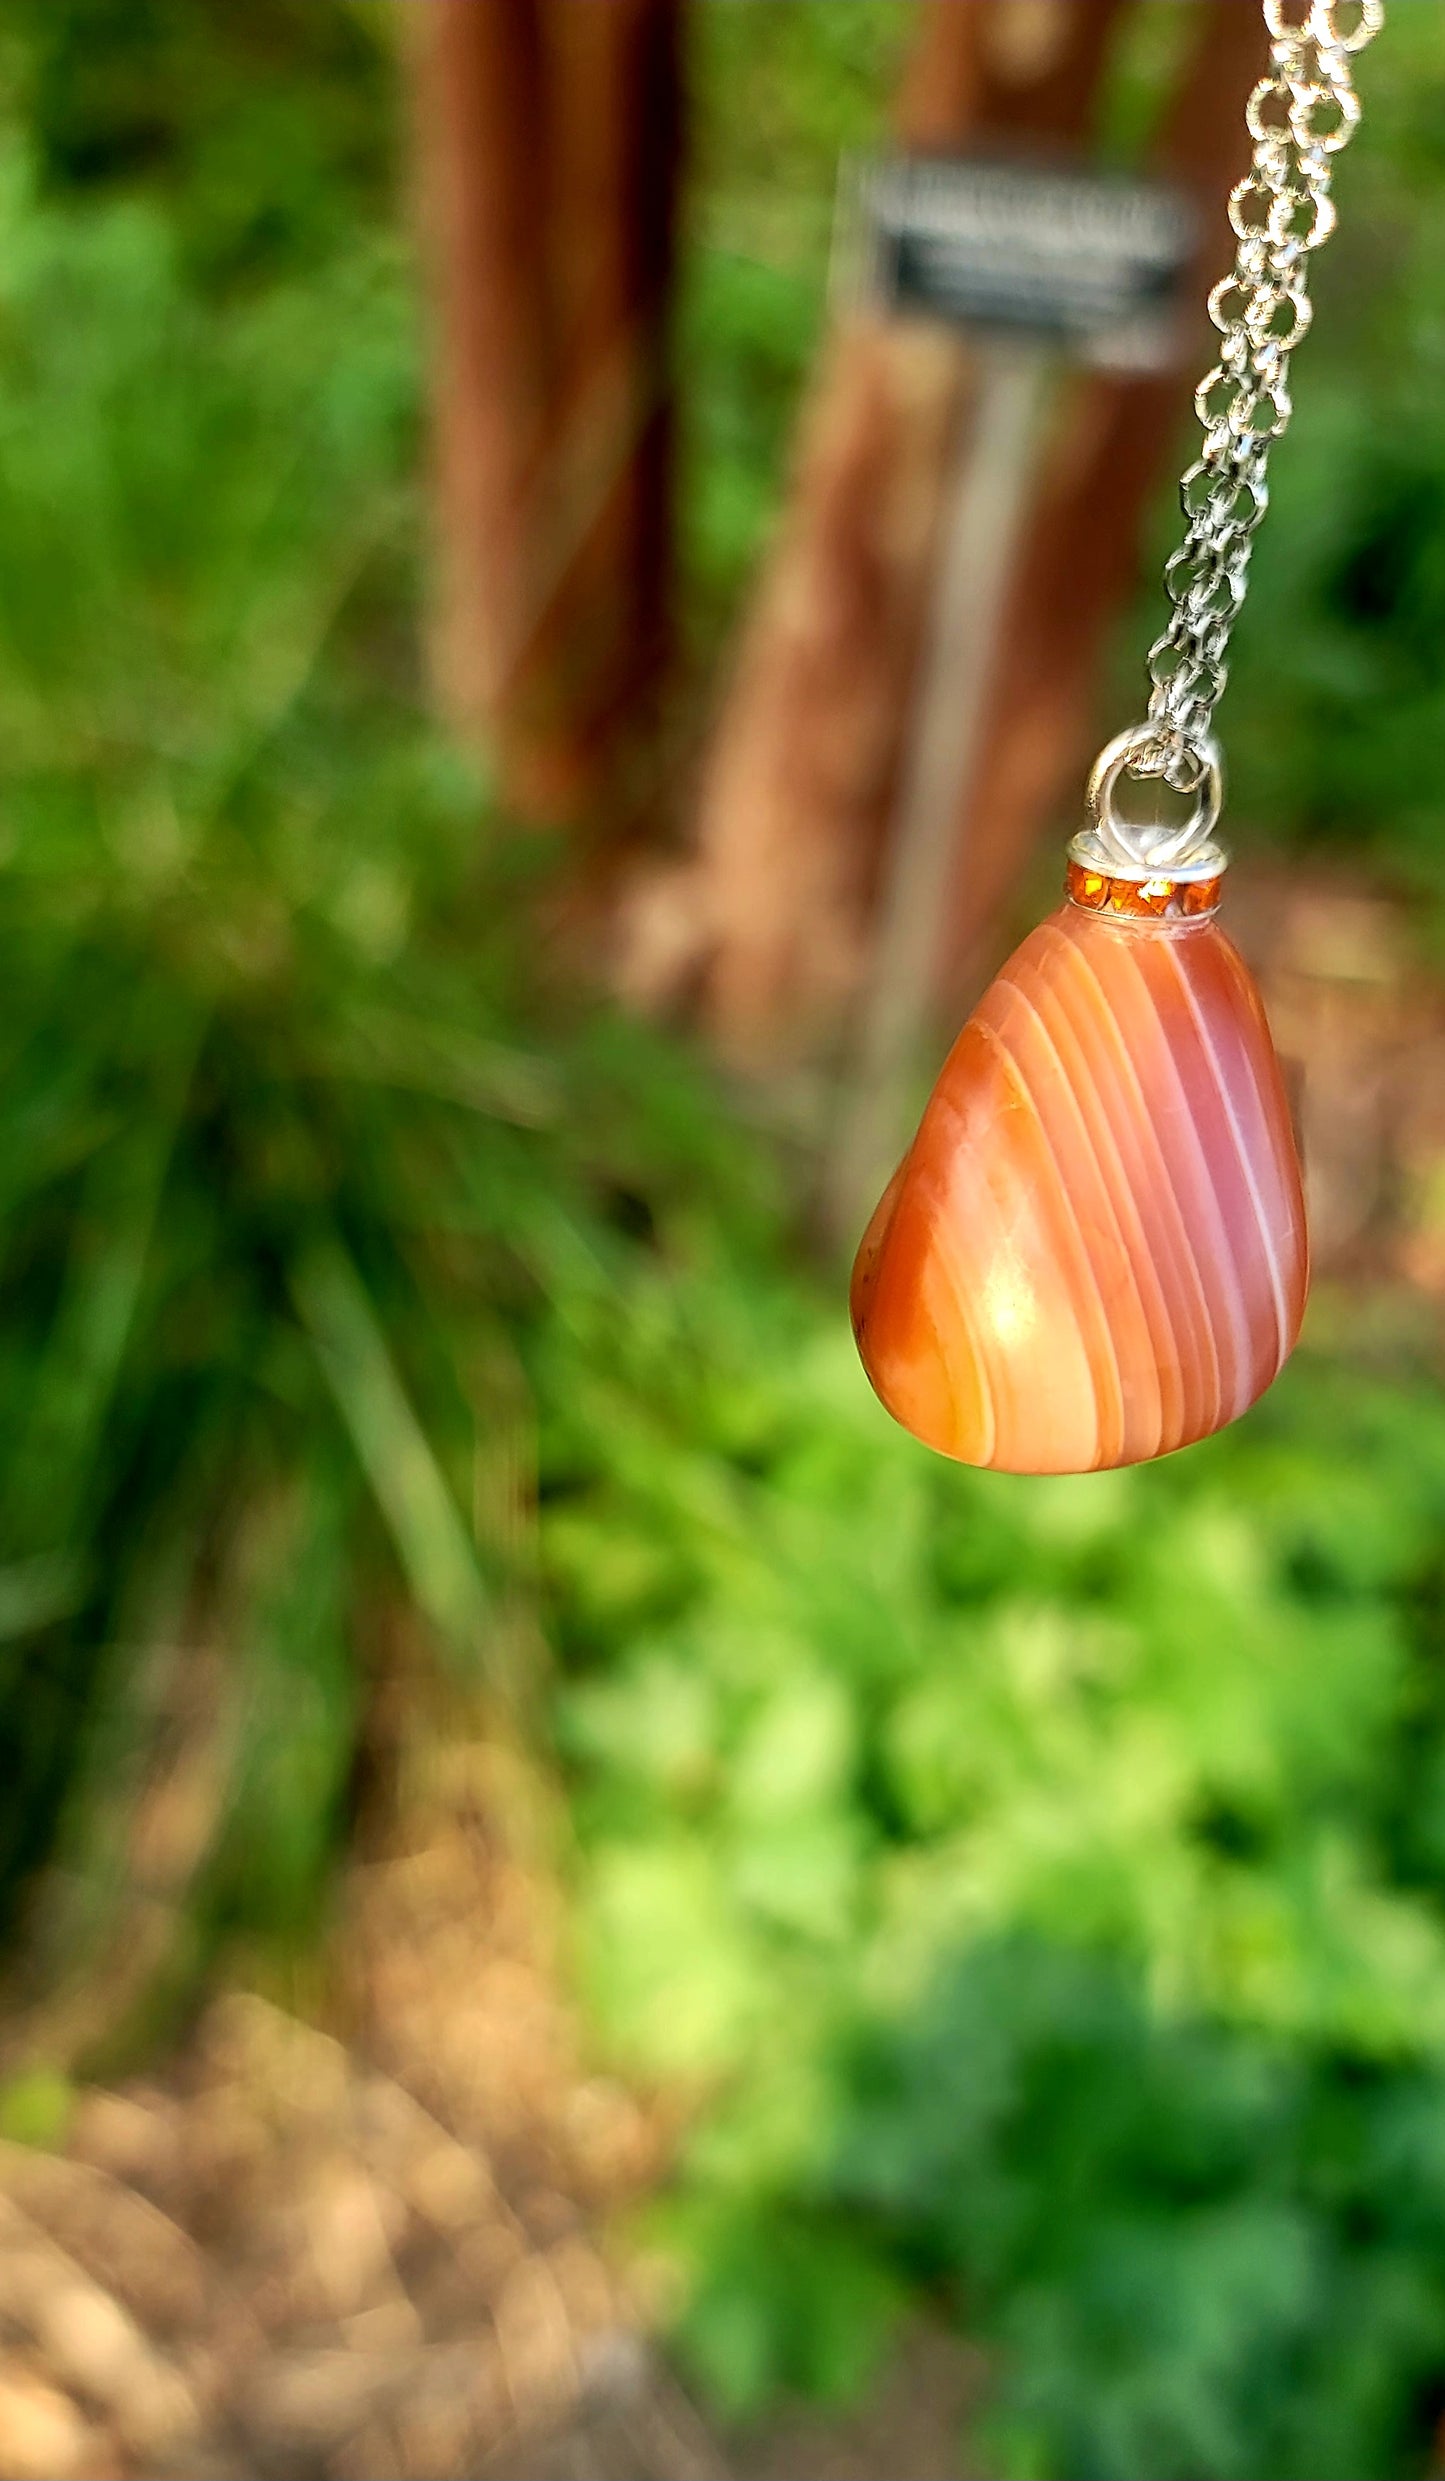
[848,156,1198,371]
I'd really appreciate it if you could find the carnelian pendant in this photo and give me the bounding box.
[850,853,1307,1473]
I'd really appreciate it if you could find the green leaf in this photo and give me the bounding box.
[289,1233,499,1687]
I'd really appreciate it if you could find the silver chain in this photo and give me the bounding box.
[1107,0,1382,849]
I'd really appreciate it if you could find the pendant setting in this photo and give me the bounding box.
[846,0,1386,1471]
[850,737,1307,1474]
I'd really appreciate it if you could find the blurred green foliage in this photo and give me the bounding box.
[554,1317,1445,2478]
[679,1,903,648]
[0,140,760,2018]
[3,6,1445,2478]
[1,0,393,283]
[0,161,447,1966]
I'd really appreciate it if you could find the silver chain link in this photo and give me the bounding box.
[1118,0,1382,831]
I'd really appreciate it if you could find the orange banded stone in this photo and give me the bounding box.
[851,899,1307,1473]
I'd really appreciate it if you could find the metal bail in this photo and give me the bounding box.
[1072,723,1227,883]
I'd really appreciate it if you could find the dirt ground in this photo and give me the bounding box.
[0,870,1438,2481]
[0,1689,984,2481]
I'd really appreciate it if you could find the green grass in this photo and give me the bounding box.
[0,149,757,2011]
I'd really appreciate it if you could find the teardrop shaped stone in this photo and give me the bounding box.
[851,901,1307,1472]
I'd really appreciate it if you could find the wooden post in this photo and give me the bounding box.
[821,345,1050,1245]
[413,0,681,832]
[932,0,1271,1005]
[624,0,1128,1066]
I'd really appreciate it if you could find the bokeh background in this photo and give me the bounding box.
[1,4,1445,2477]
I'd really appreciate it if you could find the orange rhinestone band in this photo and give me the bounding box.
[1066,859,1224,921]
